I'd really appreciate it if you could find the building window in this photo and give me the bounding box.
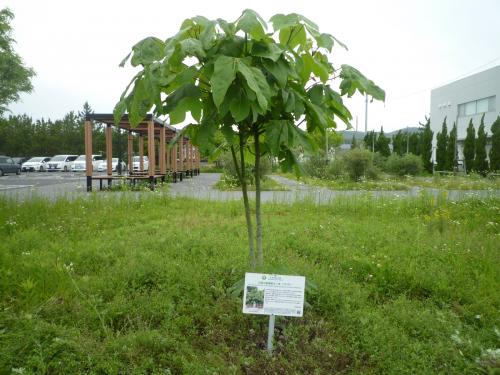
[458,96,496,117]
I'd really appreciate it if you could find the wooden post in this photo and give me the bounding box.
[85,120,93,191]
[106,124,113,188]
[127,130,133,174]
[173,143,178,182]
[139,135,144,172]
[148,120,155,189]
[160,125,166,175]
[187,140,192,174]
[166,139,171,171]
[179,139,184,173]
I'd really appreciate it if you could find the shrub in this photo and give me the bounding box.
[303,153,329,178]
[343,149,374,181]
[327,158,345,179]
[386,153,423,176]
[219,152,270,186]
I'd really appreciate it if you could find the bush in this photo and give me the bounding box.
[303,153,329,178]
[219,152,271,186]
[386,153,423,176]
[327,158,345,179]
[343,149,374,181]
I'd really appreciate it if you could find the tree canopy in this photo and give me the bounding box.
[115,10,385,267]
[0,8,35,115]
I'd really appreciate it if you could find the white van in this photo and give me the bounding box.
[46,155,78,172]
[71,155,104,172]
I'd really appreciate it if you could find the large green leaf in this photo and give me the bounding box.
[279,25,307,50]
[262,58,290,88]
[269,13,299,32]
[236,60,271,111]
[211,56,236,109]
[236,9,266,40]
[129,37,165,67]
[180,38,206,59]
[265,120,314,155]
[128,78,151,126]
[251,41,283,62]
[229,88,251,122]
[339,64,385,100]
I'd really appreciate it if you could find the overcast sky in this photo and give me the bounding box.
[4,0,500,132]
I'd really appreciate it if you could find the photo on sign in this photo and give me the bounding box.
[245,286,264,309]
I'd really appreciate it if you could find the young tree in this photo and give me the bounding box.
[114,10,384,268]
[420,116,433,173]
[474,114,488,174]
[446,122,457,171]
[489,116,500,171]
[463,119,475,173]
[375,127,390,156]
[435,117,448,171]
[0,8,35,115]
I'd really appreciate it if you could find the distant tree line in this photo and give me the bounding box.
[0,103,129,158]
[360,118,434,173]
[436,114,500,174]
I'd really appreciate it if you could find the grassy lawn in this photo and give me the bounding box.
[0,195,499,374]
[283,173,500,191]
[214,174,288,191]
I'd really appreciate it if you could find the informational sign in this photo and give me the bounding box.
[242,273,305,317]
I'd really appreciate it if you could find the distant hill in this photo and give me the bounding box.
[339,127,421,143]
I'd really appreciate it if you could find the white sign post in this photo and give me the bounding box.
[243,273,306,355]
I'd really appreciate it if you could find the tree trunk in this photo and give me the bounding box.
[231,141,256,270]
[254,127,263,266]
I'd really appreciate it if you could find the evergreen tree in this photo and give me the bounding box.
[409,132,420,155]
[376,127,391,156]
[489,116,500,171]
[474,114,488,174]
[446,122,457,171]
[364,130,377,152]
[463,119,475,173]
[435,117,448,171]
[351,134,357,149]
[420,116,433,173]
[392,130,404,155]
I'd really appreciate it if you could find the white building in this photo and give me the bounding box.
[430,65,500,167]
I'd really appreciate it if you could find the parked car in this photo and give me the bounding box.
[0,155,21,176]
[46,155,78,172]
[12,157,30,165]
[71,154,104,172]
[132,156,149,171]
[97,158,127,172]
[21,157,51,172]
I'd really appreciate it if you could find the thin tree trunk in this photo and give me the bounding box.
[254,127,263,266]
[231,141,256,270]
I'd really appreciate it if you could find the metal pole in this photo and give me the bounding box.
[364,94,368,134]
[267,314,275,356]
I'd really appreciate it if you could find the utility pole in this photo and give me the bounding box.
[364,95,368,134]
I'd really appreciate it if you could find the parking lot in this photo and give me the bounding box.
[0,171,97,200]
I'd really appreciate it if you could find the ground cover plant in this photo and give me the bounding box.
[215,174,287,191]
[1,194,499,374]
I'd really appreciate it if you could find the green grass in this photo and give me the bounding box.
[214,174,288,191]
[0,194,499,374]
[283,173,500,191]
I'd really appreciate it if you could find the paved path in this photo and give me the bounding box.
[1,172,499,202]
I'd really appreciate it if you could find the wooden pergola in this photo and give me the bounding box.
[84,114,200,191]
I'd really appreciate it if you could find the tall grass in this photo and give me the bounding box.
[0,194,498,373]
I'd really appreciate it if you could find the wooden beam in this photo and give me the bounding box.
[106,124,112,176]
[187,140,192,171]
[85,120,93,191]
[166,141,171,170]
[179,139,184,172]
[173,143,178,172]
[127,131,133,174]
[147,120,155,177]
[160,125,166,174]
[139,135,144,172]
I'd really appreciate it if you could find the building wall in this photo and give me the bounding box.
[430,65,500,162]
